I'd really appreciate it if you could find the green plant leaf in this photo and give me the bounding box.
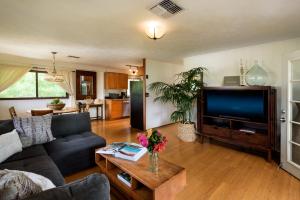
[148,67,207,123]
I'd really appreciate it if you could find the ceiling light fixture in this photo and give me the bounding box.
[68,55,80,59]
[126,65,139,75]
[44,52,64,83]
[145,21,165,40]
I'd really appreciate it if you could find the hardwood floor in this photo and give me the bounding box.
[65,118,300,200]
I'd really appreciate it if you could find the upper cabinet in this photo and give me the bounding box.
[105,72,128,89]
[76,70,97,100]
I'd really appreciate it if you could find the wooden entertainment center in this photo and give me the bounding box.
[197,86,276,161]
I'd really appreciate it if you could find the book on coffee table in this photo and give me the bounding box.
[115,144,147,161]
[117,172,132,187]
[96,142,147,161]
[96,142,126,155]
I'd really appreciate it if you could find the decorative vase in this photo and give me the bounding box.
[149,152,158,173]
[245,60,268,86]
[177,123,196,142]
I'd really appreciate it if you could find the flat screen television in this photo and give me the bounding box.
[204,90,268,122]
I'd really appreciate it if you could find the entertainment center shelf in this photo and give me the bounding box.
[198,86,276,161]
[203,115,268,134]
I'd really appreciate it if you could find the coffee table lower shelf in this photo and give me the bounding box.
[95,151,186,200]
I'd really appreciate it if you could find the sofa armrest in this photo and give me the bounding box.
[25,173,110,200]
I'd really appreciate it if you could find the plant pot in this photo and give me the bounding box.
[177,123,196,142]
[47,103,65,110]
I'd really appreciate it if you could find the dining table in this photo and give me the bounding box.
[27,107,79,115]
[78,103,103,120]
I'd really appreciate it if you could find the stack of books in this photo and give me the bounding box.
[117,172,132,187]
[96,142,147,162]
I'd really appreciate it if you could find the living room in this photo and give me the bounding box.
[1,0,300,200]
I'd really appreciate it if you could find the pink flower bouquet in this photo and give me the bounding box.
[137,129,167,153]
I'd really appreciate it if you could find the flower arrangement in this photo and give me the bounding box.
[137,129,167,173]
[137,129,168,153]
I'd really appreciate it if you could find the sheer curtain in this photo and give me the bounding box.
[57,70,76,107]
[45,69,76,107]
[0,64,31,93]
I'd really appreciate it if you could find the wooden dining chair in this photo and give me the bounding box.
[9,106,17,119]
[31,109,53,116]
[77,102,84,113]
[77,102,90,112]
[85,104,90,112]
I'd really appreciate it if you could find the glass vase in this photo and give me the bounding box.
[245,60,268,86]
[149,152,158,173]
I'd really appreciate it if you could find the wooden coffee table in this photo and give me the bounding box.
[95,150,186,200]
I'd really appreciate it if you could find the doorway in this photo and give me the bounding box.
[281,50,300,179]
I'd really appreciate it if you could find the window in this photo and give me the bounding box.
[0,71,68,99]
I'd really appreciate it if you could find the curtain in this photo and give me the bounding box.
[45,69,76,107]
[0,64,31,93]
[57,70,76,107]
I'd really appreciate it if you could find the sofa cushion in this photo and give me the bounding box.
[0,169,43,200]
[0,129,22,163]
[0,156,64,186]
[4,145,48,163]
[13,115,55,148]
[25,173,110,200]
[44,132,106,176]
[0,120,14,135]
[51,112,91,138]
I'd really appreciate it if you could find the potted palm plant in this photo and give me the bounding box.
[149,67,206,142]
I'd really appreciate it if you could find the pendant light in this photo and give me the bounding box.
[45,52,64,82]
[126,65,139,75]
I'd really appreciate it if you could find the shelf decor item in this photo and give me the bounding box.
[245,60,268,86]
[239,58,247,86]
[137,129,168,173]
[149,67,206,142]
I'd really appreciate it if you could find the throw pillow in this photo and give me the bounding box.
[13,115,55,148]
[0,169,42,200]
[6,170,55,191]
[0,129,22,163]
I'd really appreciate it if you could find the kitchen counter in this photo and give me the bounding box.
[105,99,130,120]
[105,98,130,101]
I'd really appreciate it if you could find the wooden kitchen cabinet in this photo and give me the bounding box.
[104,72,128,89]
[105,99,130,120]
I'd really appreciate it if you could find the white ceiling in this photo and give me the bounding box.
[0,0,300,68]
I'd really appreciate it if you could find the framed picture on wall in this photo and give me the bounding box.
[76,70,97,100]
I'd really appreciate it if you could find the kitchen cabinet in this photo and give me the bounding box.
[104,72,128,89]
[105,99,130,120]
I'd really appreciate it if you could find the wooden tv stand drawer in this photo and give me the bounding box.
[202,125,231,138]
[202,125,268,146]
[231,130,267,146]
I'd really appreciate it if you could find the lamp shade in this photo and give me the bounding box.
[145,22,165,40]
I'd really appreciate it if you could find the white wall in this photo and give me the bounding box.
[0,53,126,120]
[145,59,183,129]
[184,37,300,87]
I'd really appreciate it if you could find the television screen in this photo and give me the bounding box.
[204,90,267,122]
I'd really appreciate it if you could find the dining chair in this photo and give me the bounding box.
[31,109,53,116]
[77,102,84,113]
[76,102,90,112]
[9,106,17,119]
[85,104,90,112]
